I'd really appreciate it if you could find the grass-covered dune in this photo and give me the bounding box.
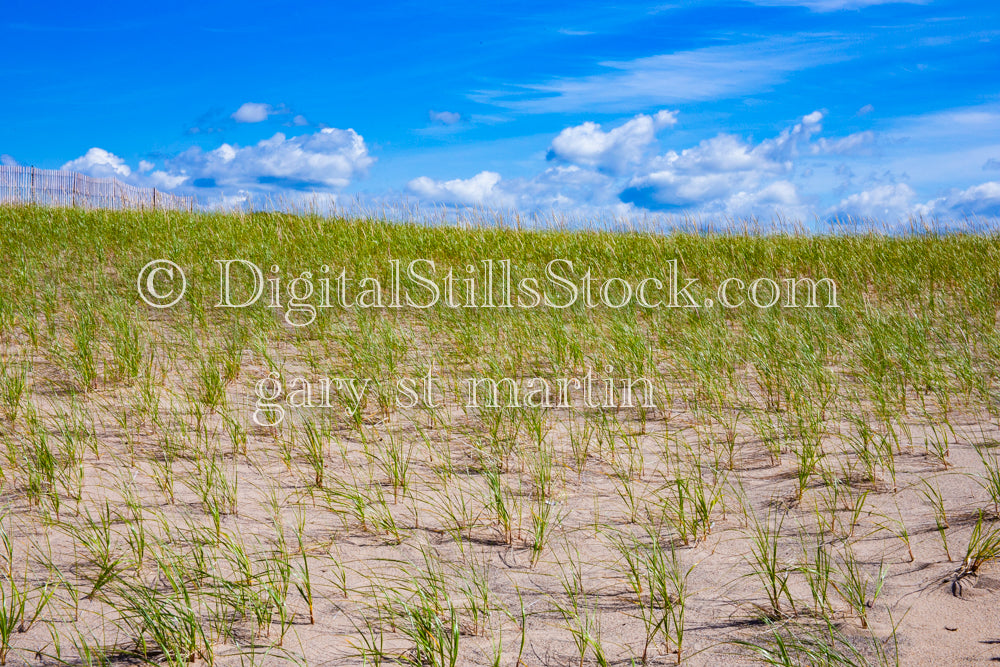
[1,205,1000,665]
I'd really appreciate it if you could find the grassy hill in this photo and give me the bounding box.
[1,205,999,665]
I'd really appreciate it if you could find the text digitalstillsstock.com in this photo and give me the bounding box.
[138,258,839,322]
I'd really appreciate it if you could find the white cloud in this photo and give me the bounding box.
[829,183,917,219]
[406,164,626,213]
[406,110,886,221]
[429,110,461,125]
[0,155,19,167]
[503,165,621,212]
[405,165,638,223]
[753,180,801,206]
[474,39,846,113]
[857,104,874,116]
[146,170,188,190]
[231,102,274,123]
[170,128,374,190]
[918,181,1000,218]
[812,131,876,155]
[54,103,1000,226]
[620,111,827,210]
[61,148,132,178]
[746,0,926,10]
[724,180,804,217]
[407,171,512,207]
[827,176,1000,223]
[758,110,825,162]
[547,110,677,174]
[57,126,373,205]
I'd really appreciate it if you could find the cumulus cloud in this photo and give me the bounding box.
[231,102,274,123]
[614,111,882,214]
[406,165,626,214]
[57,148,187,192]
[407,110,893,221]
[747,180,800,206]
[0,154,19,167]
[56,125,374,208]
[62,148,132,178]
[746,0,926,10]
[61,149,183,191]
[429,110,461,125]
[408,171,511,207]
[919,181,1000,218]
[58,105,990,225]
[619,111,826,211]
[169,128,374,190]
[828,183,917,219]
[722,181,805,218]
[547,110,677,174]
[505,165,620,210]
[759,110,825,161]
[145,170,188,190]
[409,122,814,216]
[828,178,1000,221]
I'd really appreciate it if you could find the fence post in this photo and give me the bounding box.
[30,167,36,204]
[153,187,158,210]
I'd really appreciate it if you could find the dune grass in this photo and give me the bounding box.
[0,204,999,664]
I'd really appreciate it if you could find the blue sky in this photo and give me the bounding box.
[2,0,999,224]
